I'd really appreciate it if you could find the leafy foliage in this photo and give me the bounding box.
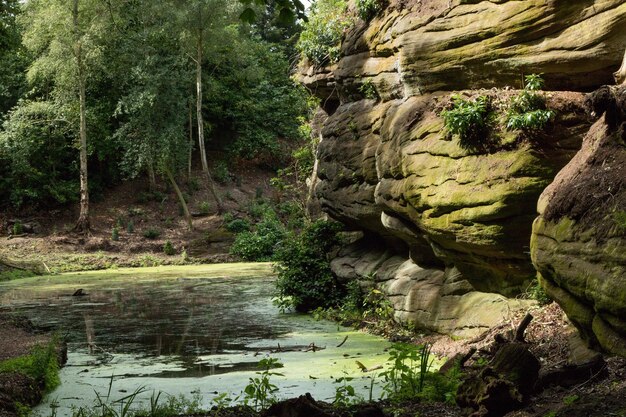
[229,205,287,261]
[380,343,460,403]
[356,0,382,21]
[441,95,492,144]
[0,341,60,393]
[273,219,344,312]
[506,74,555,131]
[243,357,284,411]
[296,0,351,65]
[0,101,78,208]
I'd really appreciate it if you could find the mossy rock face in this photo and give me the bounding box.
[297,1,626,104]
[315,93,588,295]
[532,112,626,356]
[297,0,626,338]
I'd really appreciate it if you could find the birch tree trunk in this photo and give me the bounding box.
[73,0,90,233]
[195,27,223,213]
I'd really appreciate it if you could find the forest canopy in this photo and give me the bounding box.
[0,0,310,218]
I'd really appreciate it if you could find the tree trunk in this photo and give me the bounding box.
[147,158,157,191]
[165,167,193,231]
[73,0,90,233]
[195,29,223,213]
[188,102,193,180]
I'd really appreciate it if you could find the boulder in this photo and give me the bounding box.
[332,241,533,337]
[531,87,626,355]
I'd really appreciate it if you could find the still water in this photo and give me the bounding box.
[0,264,390,415]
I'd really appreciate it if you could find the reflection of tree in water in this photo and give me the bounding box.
[67,278,281,362]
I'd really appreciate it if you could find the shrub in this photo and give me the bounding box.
[506,74,555,131]
[296,0,351,65]
[12,221,23,235]
[230,208,286,261]
[126,220,134,233]
[225,218,251,233]
[163,240,176,256]
[143,228,161,239]
[111,226,119,241]
[213,160,231,184]
[198,201,211,215]
[274,220,344,312]
[356,0,382,21]
[441,95,492,143]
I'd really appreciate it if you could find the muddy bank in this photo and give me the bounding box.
[0,318,67,417]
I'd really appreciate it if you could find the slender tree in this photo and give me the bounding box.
[21,0,108,233]
[181,0,229,214]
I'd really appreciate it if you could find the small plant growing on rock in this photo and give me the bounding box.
[441,95,492,144]
[359,78,378,100]
[163,240,175,256]
[506,74,555,131]
[356,0,382,20]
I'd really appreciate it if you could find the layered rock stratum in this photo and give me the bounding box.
[532,86,626,355]
[298,0,626,338]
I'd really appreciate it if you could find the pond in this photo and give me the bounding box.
[0,263,391,416]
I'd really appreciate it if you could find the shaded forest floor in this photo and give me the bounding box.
[0,162,285,276]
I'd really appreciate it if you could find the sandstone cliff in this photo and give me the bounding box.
[298,0,626,337]
[532,86,626,355]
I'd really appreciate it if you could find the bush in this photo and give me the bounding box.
[274,220,344,312]
[198,201,211,215]
[213,160,231,184]
[163,240,176,256]
[225,218,251,233]
[506,74,555,131]
[230,208,287,261]
[441,95,492,144]
[143,228,161,239]
[296,0,351,65]
[111,226,119,241]
[12,221,23,235]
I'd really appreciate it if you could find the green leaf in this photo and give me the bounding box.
[239,7,256,23]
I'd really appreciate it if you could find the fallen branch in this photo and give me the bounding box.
[336,335,348,348]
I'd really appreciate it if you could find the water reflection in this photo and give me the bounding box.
[0,267,390,414]
[1,275,293,373]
